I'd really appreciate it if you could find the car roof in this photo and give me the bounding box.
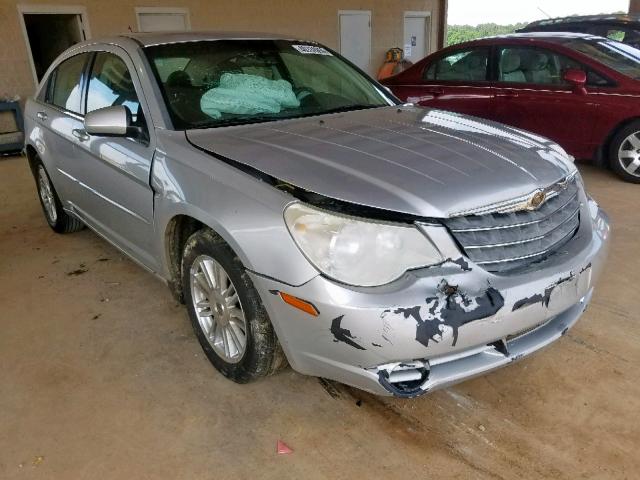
[523,13,640,28]
[120,31,307,47]
[445,32,605,49]
[481,32,601,42]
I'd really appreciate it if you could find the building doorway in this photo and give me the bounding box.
[18,6,90,84]
[338,10,372,73]
[403,11,431,63]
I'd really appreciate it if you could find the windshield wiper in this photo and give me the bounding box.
[315,104,383,115]
[189,104,385,130]
[191,114,284,129]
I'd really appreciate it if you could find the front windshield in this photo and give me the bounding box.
[144,40,395,129]
[564,38,640,80]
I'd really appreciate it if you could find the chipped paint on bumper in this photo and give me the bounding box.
[250,204,610,397]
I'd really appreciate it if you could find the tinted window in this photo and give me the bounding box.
[497,46,609,87]
[86,52,141,122]
[47,53,89,113]
[423,48,489,82]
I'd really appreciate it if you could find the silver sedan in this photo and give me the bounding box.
[23,32,610,397]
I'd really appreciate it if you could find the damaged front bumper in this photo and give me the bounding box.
[250,201,610,397]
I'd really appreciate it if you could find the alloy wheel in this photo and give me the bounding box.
[37,165,58,223]
[189,255,247,363]
[618,131,640,178]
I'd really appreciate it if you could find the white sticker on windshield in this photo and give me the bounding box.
[292,45,332,55]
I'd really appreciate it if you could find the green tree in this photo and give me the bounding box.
[446,22,528,46]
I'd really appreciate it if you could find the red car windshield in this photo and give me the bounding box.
[564,39,640,80]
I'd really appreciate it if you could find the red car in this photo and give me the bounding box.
[382,33,640,182]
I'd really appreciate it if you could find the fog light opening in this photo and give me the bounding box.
[376,361,430,397]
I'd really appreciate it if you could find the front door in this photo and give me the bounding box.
[491,45,600,157]
[71,48,158,270]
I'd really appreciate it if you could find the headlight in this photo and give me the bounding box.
[284,203,443,286]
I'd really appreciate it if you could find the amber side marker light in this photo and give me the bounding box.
[279,292,319,317]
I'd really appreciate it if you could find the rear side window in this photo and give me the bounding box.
[46,53,89,114]
[423,48,489,82]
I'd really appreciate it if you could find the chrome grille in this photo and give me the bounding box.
[443,178,581,273]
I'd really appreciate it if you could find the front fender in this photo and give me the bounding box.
[152,133,319,287]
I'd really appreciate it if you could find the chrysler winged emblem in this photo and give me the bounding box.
[527,190,547,210]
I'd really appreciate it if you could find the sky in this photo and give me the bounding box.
[447,0,630,26]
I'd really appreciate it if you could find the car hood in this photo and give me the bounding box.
[186,105,574,218]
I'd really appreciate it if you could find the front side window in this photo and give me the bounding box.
[86,52,142,123]
[423,48,489,82]
[496,46,609,87]
[144,40,394,129]
[47,53,90,114]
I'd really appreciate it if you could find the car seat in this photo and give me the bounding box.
[437,60,457,80]
[165,70,208,124]
[500,52,526,83]
[464,54,487,81]
[526,53,553,84]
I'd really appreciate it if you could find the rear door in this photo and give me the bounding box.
[491,45,602,157]
[34,52,91,206]
[394,46,494,118]
[71,47,158,269]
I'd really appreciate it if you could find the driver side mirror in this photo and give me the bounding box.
[84,105,138,137]
[563,68,587,94]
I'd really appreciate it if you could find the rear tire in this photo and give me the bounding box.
[608,121,640,183]
[34,160,84,233]
[181,228,286,383]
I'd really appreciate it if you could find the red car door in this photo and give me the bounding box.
[389,46,496,118]
[491,45,601,158]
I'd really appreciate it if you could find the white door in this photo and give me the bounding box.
[404,13,431,63]
[339,11,371,73]
[137,10,189,32]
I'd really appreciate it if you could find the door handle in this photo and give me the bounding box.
[426,87,445,96]
[36,111,48,121]
[72,129,90,142]
[496,89,519,98]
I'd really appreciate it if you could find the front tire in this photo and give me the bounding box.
[34,161,84,233]
[181,228,286,383]
[608,121,640,183]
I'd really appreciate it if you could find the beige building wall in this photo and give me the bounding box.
[0,0,442,106]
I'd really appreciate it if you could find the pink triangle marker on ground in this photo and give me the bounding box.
[277,440,293,455]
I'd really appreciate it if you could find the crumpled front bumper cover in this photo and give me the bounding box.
[373,291,590,397]
[250,204,610,397]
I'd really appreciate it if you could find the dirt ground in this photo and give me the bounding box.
[0,154,638,479]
